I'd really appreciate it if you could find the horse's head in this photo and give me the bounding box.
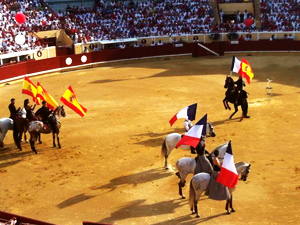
[240,164,251,181]
[224,76,234,89]
[60,106,66,118]
[206,122,216,137]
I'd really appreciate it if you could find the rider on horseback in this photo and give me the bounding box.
[234,75,245,104]
[8,98,20,120]
[24,99,37,121]
[35,101,54,130]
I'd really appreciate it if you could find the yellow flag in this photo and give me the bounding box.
[60,86,87,117]
[22,76,37,101]
[36,82,59,110]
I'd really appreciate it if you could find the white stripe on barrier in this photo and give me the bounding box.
[197,43,219,56]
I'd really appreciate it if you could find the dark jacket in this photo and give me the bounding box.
[9,103,19,118]
[36,106,52,121]
[234,78,245,90]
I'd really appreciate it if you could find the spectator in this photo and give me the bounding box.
[270,34,276,41]
[134,42,139,47]
[150,41,155,46]
[245,33,252,41]
[287,34,294,40]
[238,35,245,41]
[119,43,126,49]
[157,40,163,46]
[283,34,288,39]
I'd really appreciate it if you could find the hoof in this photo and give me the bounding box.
[53,145,56,148]
[231,208,236,213]
[244,115,250,118]
[181,195,186,199]
[228,107,231,110]
[196,214,200,218]
[192,211,195,215]
[227,211,231,215]
[39,141,43,144]
[58,146,61,149]
[25,140,29,143]
[165,167,168,170]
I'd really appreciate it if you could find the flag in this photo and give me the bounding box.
[22,76,37,101]
[231,55,241,73]
[238,58,254,84]
[175,114,207,148]
[216,141,239,188]
[169,103,197,126]
[36,82,46,105]
[36,82,59,110]
[60,86,87,117]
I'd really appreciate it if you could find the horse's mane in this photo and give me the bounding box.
[235,161,250,168]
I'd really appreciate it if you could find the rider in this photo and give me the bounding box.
[35,101,53,130]
[234,75,245,104]
[194,139,213,175]
[8,98,20,120]
[184,119,193,132]
[24,99,37,121]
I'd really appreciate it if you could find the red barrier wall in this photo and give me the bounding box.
[1,41,300,83]
[0,211,55,225]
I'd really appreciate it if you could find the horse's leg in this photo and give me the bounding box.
[226,199,230,214]
[165,155,168,169]
[230,195,235,212]
[52,132,56,147]
[18,131,23,151]
[57,132,61,148]
[178,178,186,199]
[24,130,28,143]
[223,98,228,110]
[38,133,42,144]
[226,101,231,110]
[194,201,200,218]
[30,135,38,154]
[229,104,238,119]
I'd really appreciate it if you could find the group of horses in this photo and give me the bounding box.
[0,106,66,154]
[160,75,251,218]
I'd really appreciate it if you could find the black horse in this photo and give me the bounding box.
[223,76,250,121]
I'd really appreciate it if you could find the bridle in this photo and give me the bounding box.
[240,165,251,181]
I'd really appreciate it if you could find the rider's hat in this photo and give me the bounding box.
[11,98,15,102]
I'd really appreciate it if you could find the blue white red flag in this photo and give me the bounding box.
[175,114,207,148]
[169,103,197,126]
[216,141,239,188]
[231,55,241,73]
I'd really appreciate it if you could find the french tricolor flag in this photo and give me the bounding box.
[175,114,207,148]
[231,55,241,73]
[216,141,239,188]
[169,103,197,126]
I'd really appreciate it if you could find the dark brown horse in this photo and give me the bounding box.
[13,116,30,151]
[223,76,250,121]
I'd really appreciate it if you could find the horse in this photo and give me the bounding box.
[27,106,66,154]
[175,142,228,199]
[189,162,251,217]
[161,123,216,169]
[0,118,14,149]
[223,76,249,121]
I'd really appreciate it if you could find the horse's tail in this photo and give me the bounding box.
[189,177,196,210]
[13,121,19,147]
[161,138,168,159]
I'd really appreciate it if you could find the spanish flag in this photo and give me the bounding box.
[22,76,37,101]
[238,58,254,84]
[36,82,59,110]
[60,86,87,117]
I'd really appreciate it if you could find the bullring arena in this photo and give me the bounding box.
[1,54,300,225]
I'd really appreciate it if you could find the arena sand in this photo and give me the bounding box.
[0,55,300,225]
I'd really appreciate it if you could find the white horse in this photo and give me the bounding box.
[161,123,216,169]
[189,162,251,217]
[175,142,228,199]
[0,118,14,149]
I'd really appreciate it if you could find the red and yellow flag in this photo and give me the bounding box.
[36,82,59,110]
[60,86,87,117]
[238,58,254,84]
[22,76,37,101]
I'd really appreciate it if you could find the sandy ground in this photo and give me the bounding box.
[0,55,300,225]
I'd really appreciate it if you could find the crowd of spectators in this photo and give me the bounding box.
[61,0,215,43]
[1,0,300,56]
[0,0,56,55]
[260,0,300,31]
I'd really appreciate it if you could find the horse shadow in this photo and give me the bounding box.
[57,193,95,209]
[212,118,241,127]
[98,199,187,224]
[91,168,173,192]
[150,212,227,225]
